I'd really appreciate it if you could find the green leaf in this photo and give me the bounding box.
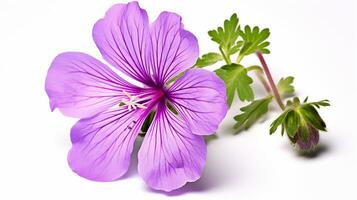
[281,123,285,136]
[140,111,155,135]
[233,96,273,131]
[299,125,310,142]
[270,110,289,135]
[215,64,254,106]
[277,76,295,96]
[239,25,270,56]
[208,14,240,57]
[195,52,223,68]
[284,110,300,138]
[300,104,327,131]
[309,99,330,108]
[303,96,309,103]
[229,40,244,55]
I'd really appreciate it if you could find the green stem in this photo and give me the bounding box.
[219,46,231,64]
[246,65,263,72]
[246,65,271,94]
[256,51,285,111]
[256,71,271,93]
[236,54,244,64]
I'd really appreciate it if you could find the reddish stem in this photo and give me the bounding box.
[256,51,285,110]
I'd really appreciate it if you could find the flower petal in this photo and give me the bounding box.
[68,106,147,181]
[168,69,228,135]
[93,2,153,85]
[45,52,138,118]
[149,12,199,85]
[138,102,206,192]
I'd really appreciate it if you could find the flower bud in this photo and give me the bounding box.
[269,97,329,152]
[290,125,319,151]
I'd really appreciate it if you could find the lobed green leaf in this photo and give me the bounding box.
[309,99,330,108]
[208,13,241,57]
[215,64,254,106]
[233,96,273,131]
[195,52,223,68]
[239,25,270,56]
[270,110,289,135]
[277,76,295,97]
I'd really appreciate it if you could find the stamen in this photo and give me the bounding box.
[120,90,148,111]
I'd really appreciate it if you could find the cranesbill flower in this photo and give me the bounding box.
[45,1,227,192]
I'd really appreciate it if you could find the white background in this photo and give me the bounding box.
[1,0,356,199]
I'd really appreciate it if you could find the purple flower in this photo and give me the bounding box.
[45,1,227,192]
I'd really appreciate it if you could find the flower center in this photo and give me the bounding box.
[120,89,166,111]
[121,90,148,111]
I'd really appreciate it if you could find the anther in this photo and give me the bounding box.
[120,90,148,111]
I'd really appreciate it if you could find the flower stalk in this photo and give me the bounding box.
[256,51,285,110]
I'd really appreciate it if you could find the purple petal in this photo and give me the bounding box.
[45,52,138,118]
[138,102,206,192]
[149,12,199,85]
[68,106,147,181]
[93,2,153,85]
[168,69,228,135]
